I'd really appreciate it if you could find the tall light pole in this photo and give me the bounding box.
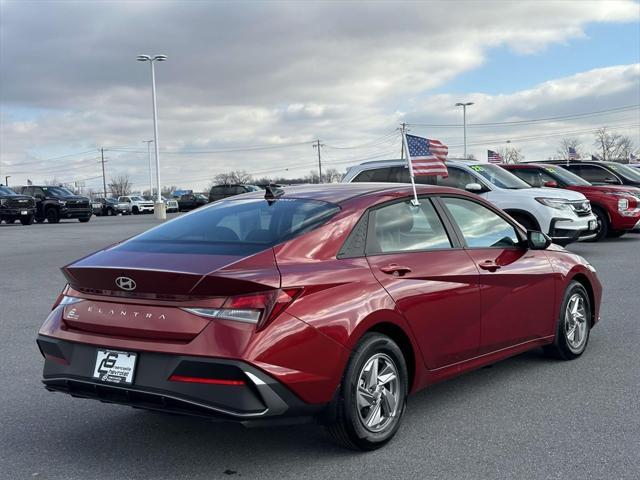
[455,102,474,159]
[142,140,154,197]
[137,54,167,219]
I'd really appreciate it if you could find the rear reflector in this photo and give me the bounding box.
[168,374,245,386]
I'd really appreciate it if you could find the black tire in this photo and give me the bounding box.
[325,333,408,451]
[588,207,608,242]
[132,206,139,215]
[35,216,45,223]
[607,230,626,238]
[20,214,34,225]
[544,281,591,360]
[46,207,60,224]
[78,216,91,223]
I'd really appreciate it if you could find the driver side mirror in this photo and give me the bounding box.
[543,180,558,188]
[464,183,485,193]
[527,230,551,250]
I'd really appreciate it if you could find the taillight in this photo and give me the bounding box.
[52,284,84,310]
[182,288,301,330]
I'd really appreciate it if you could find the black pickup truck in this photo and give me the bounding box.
[0,185,36,225]
[17,185,92,223]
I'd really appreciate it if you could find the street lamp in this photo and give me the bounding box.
[4,175,10,186]
[142,140,154,197]
[455,102,474,159]
[137,54,167,219]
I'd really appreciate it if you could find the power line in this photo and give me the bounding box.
[406,104,640,128]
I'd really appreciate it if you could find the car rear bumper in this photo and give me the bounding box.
[37,335,323,425]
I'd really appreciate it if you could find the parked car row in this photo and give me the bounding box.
[342,158,640,244]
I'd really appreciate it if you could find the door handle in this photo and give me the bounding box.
[379,264,412,276]
[478,260,501,272]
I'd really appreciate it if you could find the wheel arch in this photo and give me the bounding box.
[363,321,417,392]
[570,273,596,327]
[503,209,541,230]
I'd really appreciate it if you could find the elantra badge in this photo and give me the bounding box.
[115,276,137,291]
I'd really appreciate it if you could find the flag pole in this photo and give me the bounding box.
[401,127,420,207]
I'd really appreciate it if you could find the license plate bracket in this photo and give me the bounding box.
[93,349,137,384]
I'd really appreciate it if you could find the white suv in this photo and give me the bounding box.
[118,195,155,214]
[342,159,598,245]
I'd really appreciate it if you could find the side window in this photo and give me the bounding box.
[352,167,410,183]
[573,165,618,184]
[436,167,479,189]
[511,168,554,187]
[442,197,520,248]
[33,187,45,197]
[367,199,452,254]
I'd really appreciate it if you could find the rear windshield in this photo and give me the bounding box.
[117,198,340,255]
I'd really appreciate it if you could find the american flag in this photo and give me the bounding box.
[568,147,579,160]
[487,150,503,164]
[405,134,448,177]
[629,152,638,164]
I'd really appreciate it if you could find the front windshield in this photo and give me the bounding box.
[608,163,640,182]
[42,186,74,196]
[469,164,531,189]
[130,196,145,201]
[117,198,341,255]
[0,186,17,195]
[542,165,591,186]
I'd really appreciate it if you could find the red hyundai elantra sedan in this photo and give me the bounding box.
[38,183,602,450]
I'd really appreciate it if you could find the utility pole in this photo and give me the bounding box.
[101,148,107,198]
[5,175,11,186]
[400,123,406,160]
[313,139,325,183]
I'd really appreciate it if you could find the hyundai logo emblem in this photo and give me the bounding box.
[115,276,137,291]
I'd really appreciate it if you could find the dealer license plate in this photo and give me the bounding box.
[20,210,28,215]
[93,349,137,384]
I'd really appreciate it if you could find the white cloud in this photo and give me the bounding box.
[0,0,639,189]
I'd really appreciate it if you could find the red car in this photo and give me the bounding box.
[38,183,602,450]
[501,163,640,241]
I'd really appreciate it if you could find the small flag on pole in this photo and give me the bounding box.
[27,179,33,186]
[591,155,600,161]
[488,150,503,164]
[404,134,449,177]
[629,152,638,164]
[568,147,579,160]
[402,132,448,206]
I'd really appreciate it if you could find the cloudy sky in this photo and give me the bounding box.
[1,0,639,192]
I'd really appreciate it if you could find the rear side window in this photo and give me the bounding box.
[352,167,411,183]
[367,200,451,254]
[436,166,478,189]
[442,197,519,248]
[569,165,620,184]
[118,198,340,255]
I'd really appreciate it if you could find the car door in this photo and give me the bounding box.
[365,197,481,369]
[438,196,556,353]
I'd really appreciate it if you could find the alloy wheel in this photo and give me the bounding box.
[356,353,400,433]
[565,293,588,353]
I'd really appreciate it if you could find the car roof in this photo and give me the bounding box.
[234,182,468,204]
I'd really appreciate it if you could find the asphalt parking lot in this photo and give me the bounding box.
[1,215,638,480]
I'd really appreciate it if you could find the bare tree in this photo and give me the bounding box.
[323,168,343,183]
[495,147,524,164]
[212,170,253,185]
[555,138,583,160]
[108,174,133,197]
[593,128,635,161]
